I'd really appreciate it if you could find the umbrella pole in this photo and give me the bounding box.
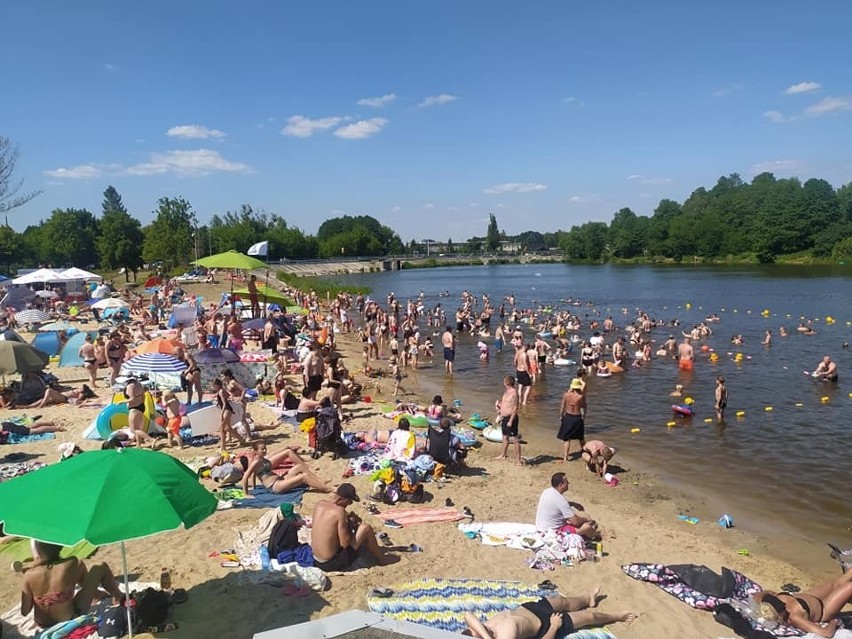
[121,541,134,638]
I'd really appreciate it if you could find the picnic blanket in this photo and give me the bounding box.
[0,461,47,482]
[376,507,465,526]
[4,433,56,445]
[623,563,802,636]
[366,578,616,639]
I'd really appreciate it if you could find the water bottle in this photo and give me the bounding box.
[159,567,171,590]
[259,545,271,570]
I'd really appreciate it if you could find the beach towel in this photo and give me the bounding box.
[4,432,56,445]
[0,461,47,482]
[216,486,307,508]
[366,578,616,639]
[623,563,802,636]
[0,538,97,564]
[376,506,465,526]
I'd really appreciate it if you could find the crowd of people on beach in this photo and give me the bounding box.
[3,275,850,639]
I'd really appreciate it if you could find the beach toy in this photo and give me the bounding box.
[672,405,694,416]
[735,411,745,418]
[95,392,158,439]
[795,402,803,407]
[848,393,852,398]
[826,316,835,324]
[553,358,576,366]
[709,353,719,362]
[718,514,734,528]
[468,419,490,430]
[678,515,699,525]
[737,548,750,556]
[630,428,640,434]
[764,406,773,412]
[684,397,694,405]
[704,418,713,423]
[761,309,770,316]
[821,396,830,403]
[666,420,677,428]
[453,399,463,407]
[482,425,504,442]
[700,344,710,352]
[685,303,691,310]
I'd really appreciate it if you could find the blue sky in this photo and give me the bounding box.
[3,1,851,242]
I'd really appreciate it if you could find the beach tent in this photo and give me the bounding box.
[30,331,62,357]
[253,610,460,639]
[59,267,102,281]
[59,331,97,367]
[11,268,69,285]
[0,329,26,343]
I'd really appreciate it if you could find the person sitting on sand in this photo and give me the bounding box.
[813,355,838,382]
[242,440,332,495]
[19,541,124,630]
[426,395,445,420]
[464,586,635,639]
[384,418,416,461]
[581,440,616,478]
[754,566,852,638]
[310,483,393,571]
[23,384,96,409]
[535,472,600,541]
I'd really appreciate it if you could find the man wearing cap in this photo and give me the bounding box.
[557,379,587,462]
[311,483,392,571]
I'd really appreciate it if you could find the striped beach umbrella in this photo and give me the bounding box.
[14,309,51,324]
[121,353,187,375]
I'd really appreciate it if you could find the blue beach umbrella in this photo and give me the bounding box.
[121,353,187,375]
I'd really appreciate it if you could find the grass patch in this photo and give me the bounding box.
[276,272,371,296]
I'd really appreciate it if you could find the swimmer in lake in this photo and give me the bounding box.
[715,376,727,422]
[813,355,838,382]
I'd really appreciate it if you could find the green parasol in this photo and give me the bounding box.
[192,250,266,271]
[0,448,217,636]
[0,340,50,375]
[233,283,291,306]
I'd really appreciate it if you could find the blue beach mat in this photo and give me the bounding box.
[367,578,616,639]
[214,485,308,508]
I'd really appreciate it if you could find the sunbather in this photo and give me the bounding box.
[755,566,852,637]
[20,541,124,629]
[463,586,636,638]
[242,440,332,495]
[22,385,96,409]
[1,421,66,437]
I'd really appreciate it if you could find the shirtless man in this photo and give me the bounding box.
[303,343,324,399]
[247,274,260,318]
[813,355,838,382]
[464,588,635,639]
[581,440,616,477]
[310,484,392,571]
[495,375,522,464]
[715,376,728,422]
[514,344,532,405]
[677,337,694,372]
[442,326,455,375]
[611,337,626,368]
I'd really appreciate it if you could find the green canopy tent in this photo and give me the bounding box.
[0,448,217,637]
[193,250,268,315]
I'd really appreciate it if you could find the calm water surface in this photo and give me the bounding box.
[335,264,852,544]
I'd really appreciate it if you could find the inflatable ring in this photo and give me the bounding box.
[468,419,490,430]
[427,418,441,427]
[553,358,576,366]
[672,404,694,417]
[96,391,157,439]
[396,414,429,428]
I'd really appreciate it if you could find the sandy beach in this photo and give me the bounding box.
[0,279,842,639]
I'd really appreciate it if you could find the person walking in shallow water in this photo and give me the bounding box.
[715,376,727,422]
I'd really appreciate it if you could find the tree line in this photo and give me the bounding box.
[559,173,852,263]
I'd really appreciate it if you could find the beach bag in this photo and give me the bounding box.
[210,462,243,484]
[314,404,343,458]
[135,587,169,627]
[282,391,300,410]
[267,518,299,557]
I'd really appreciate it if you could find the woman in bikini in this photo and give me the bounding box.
[105,333,127,386]
[755,566,852,637]
[212,378,246,449]
[175,347,202,404]
[241,440,331,495]
[20,541,124,629]
[77,334,99,388]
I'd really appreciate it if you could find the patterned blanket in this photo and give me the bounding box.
[367,578,616,639]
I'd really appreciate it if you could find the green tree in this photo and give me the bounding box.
[446,238,454,253]
[485,214,500,251]
[316,215,401,257]
[0,224,22,271]
[142,197,196,269]
[40,208,100,267]
[516,230,546,252]
[98,186,143,280]
[0,137,42,224]
[608,208,647,258]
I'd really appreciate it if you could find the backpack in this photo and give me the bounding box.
[282,391,300,410]
[314,403,343,458]
[267,518,299,558]
[135,587,169,627]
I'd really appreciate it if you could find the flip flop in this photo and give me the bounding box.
[445,497,454,507]
[463,507,474,519]
[781,583,800,593]
[408,544,423,553]
[378,532,392,546]
[371,587,394,598]
[538,580,557,591]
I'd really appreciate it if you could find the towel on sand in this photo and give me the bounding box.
[214,485,307,508]
[376,506,465,526]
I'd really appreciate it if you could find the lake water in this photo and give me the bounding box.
[334,263,852,546]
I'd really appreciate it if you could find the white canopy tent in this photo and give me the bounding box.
[59,267,102,281]
[11,268,70,285]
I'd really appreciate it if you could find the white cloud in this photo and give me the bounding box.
[417,94,457,108]
[469,202,479,208]
[568,194,597,203]
[334,118,388,140]
[281,115,343,138]
[447,206,459,211]
[44,149,250,179]
[804,96,852,117]
[483,182,548,195]
[627,174,673,185]
[712,84,743,98]
[391,205,401,213]
[749,159,800,176]
[562,96,587,107]
[422,203,435,210]
[357,93,397,107]
[763,110,794,124]
[785,81,821,95]
[43,165,104,179]
[104,63,116,72]
[166,124,226,140]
